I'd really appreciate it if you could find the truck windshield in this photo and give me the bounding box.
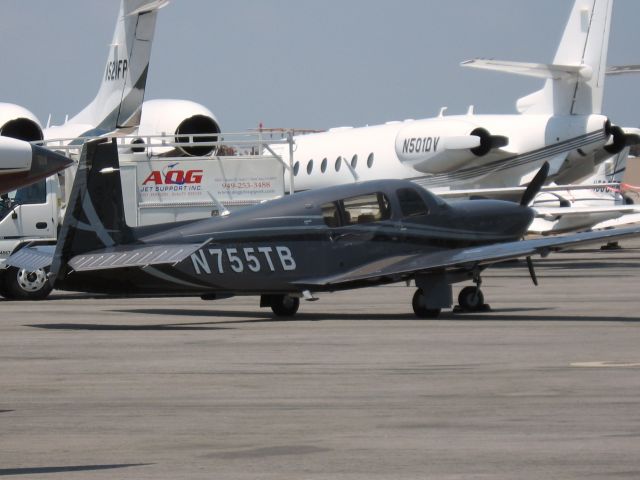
[0,180,47,221]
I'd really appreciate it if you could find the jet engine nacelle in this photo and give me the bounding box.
[0,103,44,142]
[395,120,508,174]
[132,99,221,156]
[604,121,640,155]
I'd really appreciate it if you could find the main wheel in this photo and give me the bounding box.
[2,266,53,300]
[271,295,300,317]
[458,286,484,311]
[411,288,441,319]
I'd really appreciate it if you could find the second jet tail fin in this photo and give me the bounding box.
[66,0,167,134]
[462,0,613,116]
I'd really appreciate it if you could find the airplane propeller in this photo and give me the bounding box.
[526,256,538,286]
[519,161,550,285]
[520,161,550,206]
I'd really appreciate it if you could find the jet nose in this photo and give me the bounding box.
[0,137,73,193]
[31,144,74,177]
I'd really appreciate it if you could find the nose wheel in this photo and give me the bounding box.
[455,270,491,313]
[457,286,486,311]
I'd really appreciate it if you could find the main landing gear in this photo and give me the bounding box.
[411,271,490,318]
[412,289,441,319]
[261,294,300,317]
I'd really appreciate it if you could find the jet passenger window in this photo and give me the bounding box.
[397,188,428,217]
[341,193,391,225]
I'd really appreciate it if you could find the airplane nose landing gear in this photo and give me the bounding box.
[454,271,491,313]
[457,286,486,311]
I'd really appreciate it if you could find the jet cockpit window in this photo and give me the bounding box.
[397,188,429,217]
[321,202,340,227]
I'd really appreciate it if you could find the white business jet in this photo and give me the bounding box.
[273,0,635,197]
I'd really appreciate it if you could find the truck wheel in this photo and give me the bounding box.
[271,295,300,317]
[3,267,53,300]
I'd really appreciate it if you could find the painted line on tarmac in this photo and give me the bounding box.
[570,361,640,368]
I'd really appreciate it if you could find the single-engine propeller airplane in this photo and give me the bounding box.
[9,139,640,318]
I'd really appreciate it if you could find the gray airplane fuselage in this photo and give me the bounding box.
[57,179,534,296]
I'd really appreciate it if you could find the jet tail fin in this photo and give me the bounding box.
[462,0,613,115]
[50,138,134,285]
[66,0,167,133]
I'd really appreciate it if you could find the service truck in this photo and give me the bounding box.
[0,132,292,299]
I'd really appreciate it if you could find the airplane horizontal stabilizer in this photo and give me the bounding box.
[127,0,169,16]
[297,225,640,287]
[68,243,203,272]
[5,245,56,271]
[461,59,590,81]
[606,65,640,76]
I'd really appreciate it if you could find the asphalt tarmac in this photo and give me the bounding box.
[1,241,640,479]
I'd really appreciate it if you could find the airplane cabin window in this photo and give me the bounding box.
[341,192,391,225]
[397,188,429,217]
[351,154,358,168]
[293,161,300,176]
[321,202,340,227]
[335,157,342,172]
[321,158,327,173]
[367,153,374,168]
[307,159,314,174]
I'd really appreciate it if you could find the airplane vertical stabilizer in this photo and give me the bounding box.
[517,0,612,115]
[66,0,167,133]
[50,138,134,284]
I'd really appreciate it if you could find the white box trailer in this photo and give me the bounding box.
[0,132,292,299]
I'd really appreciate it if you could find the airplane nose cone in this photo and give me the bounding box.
[0,138,73,194]
[31,144,74,177]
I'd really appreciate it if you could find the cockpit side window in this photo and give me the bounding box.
[321,193,391,227]
[321,202,340,227]
[397,188,429,217]
[342,192,391,225]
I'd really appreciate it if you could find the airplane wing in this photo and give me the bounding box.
[296,225,640,288]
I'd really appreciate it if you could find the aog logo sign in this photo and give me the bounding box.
[142,163,204,185]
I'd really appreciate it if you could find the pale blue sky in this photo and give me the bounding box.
[1,0,639,132]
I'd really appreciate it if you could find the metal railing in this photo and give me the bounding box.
[33,129,302,193]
